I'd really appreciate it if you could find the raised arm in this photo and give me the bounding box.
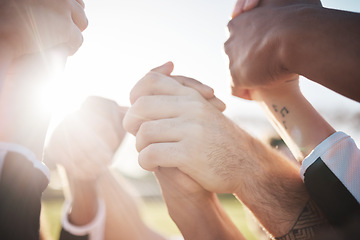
[251,81,335,161]
[123,63,330,238]
[155,167,245,240]
[0,0,87,159]
[251,82,360,228]
[45,96,165,240]
[225,0,360,102]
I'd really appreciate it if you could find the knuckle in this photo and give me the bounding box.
[227,19,235,31]
[138,121,154,139]
[135,122,154,151]
[122,109,136,134]
[80,17,89,31]
[145,72,162,85]
[138,146,157,171]
[224,39,231,55]
[134,96,149,110]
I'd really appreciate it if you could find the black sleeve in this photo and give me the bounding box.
[304,157,360,227]
[0,152,48,240]
[59,228,89,240]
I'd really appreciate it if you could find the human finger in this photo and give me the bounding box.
[79,96,127,124]
[123,95,188,135]
[172,75,226,112]
[70,0,88,32]
[151,61,174,75]
[74,0,85,9]
[232,0,260,18]
[149,62,219,104]
[172,75,226,111]
[172,75,215,100]
[207,96,226,112]
[138,142,184,171]
[242,0,260,12]
[152,62,217,102]
[129,71,196,105]
[232,0,246,18]
[136,118,186,152]
[231,88,253,101]
[66,25,84,55]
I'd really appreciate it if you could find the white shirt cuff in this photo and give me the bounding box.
[300,131,360,203]
[0,142,50,181]
[62,198,106,240]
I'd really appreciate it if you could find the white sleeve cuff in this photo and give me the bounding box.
[0,142,50,181]
[62,198,106,240]
[300,131,360,203]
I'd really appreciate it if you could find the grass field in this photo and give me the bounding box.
[42,195,262,239]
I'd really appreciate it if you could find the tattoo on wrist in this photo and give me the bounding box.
[272,104,290,129]
[274,199,330,240]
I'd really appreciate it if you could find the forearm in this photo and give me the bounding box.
[283,5,360,102]
[0,51,67,158]
[67,176,99,226]
[234,139,311,237]
[252,83,335,161]
[166,192,244,240]
[98,169,165,240]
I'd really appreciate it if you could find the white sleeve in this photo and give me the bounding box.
[0,142,50,181]
[62,198,106,240]
[300,131,360,203]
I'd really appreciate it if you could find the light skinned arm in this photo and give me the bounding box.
[98,169,166,240]
[251,81,336,161]
[156,167,245,240]
[46,97,165,240]
[62,169,166,240]
[132,63,243,239]
[123,63,316,237]
[65,176,99,226]
[0,0,87,159]
[225,0,360,102]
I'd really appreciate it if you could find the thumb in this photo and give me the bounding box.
[151,61,174,76]
[232,88,253,100]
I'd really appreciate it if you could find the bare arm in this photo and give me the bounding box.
[283,6,360,102]
[123,64,327,238]
[155,168,245,240]
[0,0,87,158]
[46,97,165,240]
[251,81,335,161]
[62,169,166,240]
[98,169,166,240]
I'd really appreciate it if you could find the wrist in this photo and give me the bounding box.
[169,193,243,240]
[281,4,323,78]
[67,176,99,226]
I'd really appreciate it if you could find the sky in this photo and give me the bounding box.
[51,0,360,176]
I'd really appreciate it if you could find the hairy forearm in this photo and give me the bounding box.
[234,88,333,237]
[252,83,335,161]
[283,5,360,102]
[234,139,310,237]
